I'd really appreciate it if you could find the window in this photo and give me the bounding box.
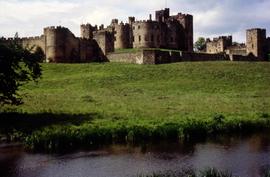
[139,35,141,42]
[132,36,134,42]
[138,25,140,29]
[170,37,174,42]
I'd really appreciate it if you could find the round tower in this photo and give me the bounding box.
[80,24,94,40]
[44,26,66,62]
[132,21,161,48]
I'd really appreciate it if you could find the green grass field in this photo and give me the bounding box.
[1,62,270,151]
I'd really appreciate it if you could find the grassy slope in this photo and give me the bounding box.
[12,62,270,118]
[1,62,270,151]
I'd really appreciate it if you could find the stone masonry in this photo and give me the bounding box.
[206,28,270,60]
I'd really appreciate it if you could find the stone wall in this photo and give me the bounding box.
[1,26,111,63]
[229,54,259,61]
[107,49,234,64]
[107,51,143,64]
[181,52,229,61]
[225,45,247,56]
[21,36,45,53]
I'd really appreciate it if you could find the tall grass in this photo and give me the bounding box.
[24,114,270,152]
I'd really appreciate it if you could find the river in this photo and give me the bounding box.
[0,133,270,177]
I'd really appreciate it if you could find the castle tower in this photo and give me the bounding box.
[155,8,170,22]
[93,30,115,55]
[44,26,67,62]
[174,13,194,52]
[80,24,94,39]
[132,21,162,49]
[246,28,267,59]
[114,22,131,49]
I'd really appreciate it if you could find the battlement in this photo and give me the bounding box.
[133,20,160,25]
[80,23,92,27]
[247,28,266,32]
[0,37,18,41]
[212,36,232,42]
[21,36,44,41]
[44,26,70,33]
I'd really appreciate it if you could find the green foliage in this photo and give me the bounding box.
[194,37,206,51]
[34,46,46,62]
[23,116,270,152]
[0,33,42,104]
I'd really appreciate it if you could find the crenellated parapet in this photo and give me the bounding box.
[80,23,97,39]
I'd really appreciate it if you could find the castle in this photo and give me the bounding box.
[206,28,270,60]
[0,8,193,63]
[0,8,269,64]
[110,8,193,52]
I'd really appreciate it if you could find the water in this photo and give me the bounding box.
[0,133,270,177]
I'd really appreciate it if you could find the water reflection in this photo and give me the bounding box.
[0,133,269,177]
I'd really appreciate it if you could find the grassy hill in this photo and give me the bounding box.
[1,62,270,151]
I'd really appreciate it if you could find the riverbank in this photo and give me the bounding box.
[1,133,270,177]
[0,62,270,151]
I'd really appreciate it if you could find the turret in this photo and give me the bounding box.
[44,26,68,62]
[155,8,170,22]
[80,23,94,39]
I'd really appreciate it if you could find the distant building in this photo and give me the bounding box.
[206,28,270,60]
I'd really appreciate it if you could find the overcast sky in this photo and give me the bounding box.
[0,0,269,42]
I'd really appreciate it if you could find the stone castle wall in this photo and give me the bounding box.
[21,36,46,52]
[107,49,244,64]
[206,36,232,54]
[106,50,144,64]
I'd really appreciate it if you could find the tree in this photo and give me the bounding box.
[194,37,206,52]
[0,33,42,105]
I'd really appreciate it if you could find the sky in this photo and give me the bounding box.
[0,0,269,43]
